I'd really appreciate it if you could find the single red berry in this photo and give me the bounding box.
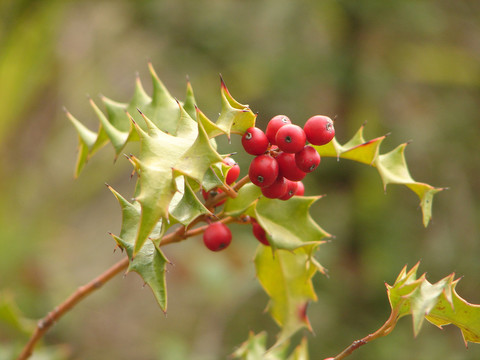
[279,180,298,200]
[265,115,291,145]
[303,115,335,146]
[223,157,240,185]
[295,145,321,173]
[261,176,288,199]
[248,154,279,187]
[276,152,306,181]
[242,127,269,155]
[252,220,270,246]
[202,188,226,206]
[203,222,232,251]
[295,181,305,196]
[275,124,306,153]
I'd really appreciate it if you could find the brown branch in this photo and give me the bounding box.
[332,308,400,360]
[17,212,238,360]
[18,176,252,359]
[17,257,129,360]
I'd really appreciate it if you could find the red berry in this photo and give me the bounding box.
[265,115,291,145]
[223,157,240,185]
[202,188,226,206]
[279,180,298,200]
[261,176,288,199]
[252,221,270,246]
[242,127,269,155]
[276,152,306,181]
[248,154,279,187]
[295,181,305,196]
[203,222,232,251]
[295,146,321,173]
[275,124,306,153]
[303,115,335,146]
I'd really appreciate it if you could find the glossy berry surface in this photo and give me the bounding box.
[265,115,291,145]
[203,222,232,251]
[303,115,335,146]
[261,176,288,199]
[295,181,305,196]
[295,146,321,172]
[252,220,270,246]
[275,124,306,153]
[279,180,298,200]
[242,127,269,155]
[276,152,306,181]
[223,157,240,185]
[248,154,279,187]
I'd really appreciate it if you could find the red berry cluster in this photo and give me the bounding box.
[201,115,335,252]
[243,114,335,200]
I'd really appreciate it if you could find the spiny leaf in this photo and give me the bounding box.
[89,97,130,157]
[315,124,445,226]
[254,246,318,346]
[169,177,212,226]
[232,332,309,360]
[69,66,254,255]
[249,196,331,251]
[224,183,262,217]
[201,165,225,192]
[215,76,257,138]
[386,263,480,345]
[107,186,168,311]
[232,331,289,360]
[129,106,223,255]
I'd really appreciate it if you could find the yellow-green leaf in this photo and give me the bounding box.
[386,263,480,344]
[315,124,445,226]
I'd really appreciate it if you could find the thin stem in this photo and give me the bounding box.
[18,176,252,360]
[332,308,399,360]
[232,175,251,191]
[17,257,129,360]
[205,175,250,209]
[160,216,235,246]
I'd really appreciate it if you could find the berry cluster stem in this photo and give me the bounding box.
[205,175,251,209]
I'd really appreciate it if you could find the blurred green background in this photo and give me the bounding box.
[1,0,479,359]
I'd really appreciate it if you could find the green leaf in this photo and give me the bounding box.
[315,124,445,226]
[215,77,257,138]
[69,66,260,256]
[169,177,212,226]
[89,98,130,158]
[201,166,224,192]
[254,246,318,346]
[232,331,289,360]
[224,183,261,216]
[183,79,197,120]
[287,337,309,360]
[386,263,480,344]
[108,186,168,311]
[250,196,331,251]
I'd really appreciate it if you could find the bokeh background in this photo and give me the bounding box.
[1,0,479,359]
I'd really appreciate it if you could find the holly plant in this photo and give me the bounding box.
[12,64,480,359]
